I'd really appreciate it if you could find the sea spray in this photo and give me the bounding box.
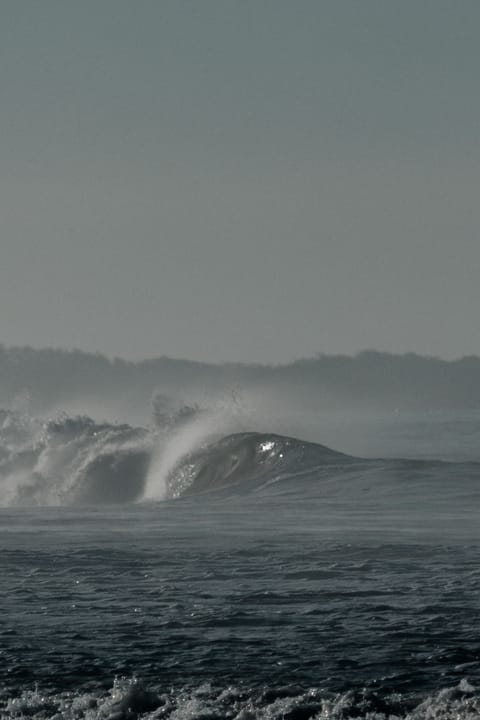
[143,389,251,500]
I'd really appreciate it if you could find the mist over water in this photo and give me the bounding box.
[2,0,479,714]
[1,347,480,719]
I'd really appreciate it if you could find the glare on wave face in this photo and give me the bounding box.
[259,440,275,452]
[259,439,285,459]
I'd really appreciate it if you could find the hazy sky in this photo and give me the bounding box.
[1,1,479,363]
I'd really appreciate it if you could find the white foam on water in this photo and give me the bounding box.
[1,679,479,720]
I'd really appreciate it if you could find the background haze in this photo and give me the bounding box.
[1,1,479,362]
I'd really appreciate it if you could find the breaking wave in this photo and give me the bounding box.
[1,401,479,508]
[0,409,151,506]
[0,402,352,506]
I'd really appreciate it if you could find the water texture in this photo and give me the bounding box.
[1,406,479,719]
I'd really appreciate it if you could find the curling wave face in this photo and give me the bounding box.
[162,431,354,498]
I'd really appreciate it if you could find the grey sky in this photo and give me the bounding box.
[1,1,479,362]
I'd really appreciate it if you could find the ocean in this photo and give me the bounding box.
[1,405,479,719]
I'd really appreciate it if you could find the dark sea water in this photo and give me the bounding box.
[1,409,479,719]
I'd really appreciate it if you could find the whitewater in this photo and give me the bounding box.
[1,398,480,719]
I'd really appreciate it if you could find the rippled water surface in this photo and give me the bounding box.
[2,499,480,717]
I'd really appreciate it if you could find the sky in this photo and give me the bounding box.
[1,0,479,363]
